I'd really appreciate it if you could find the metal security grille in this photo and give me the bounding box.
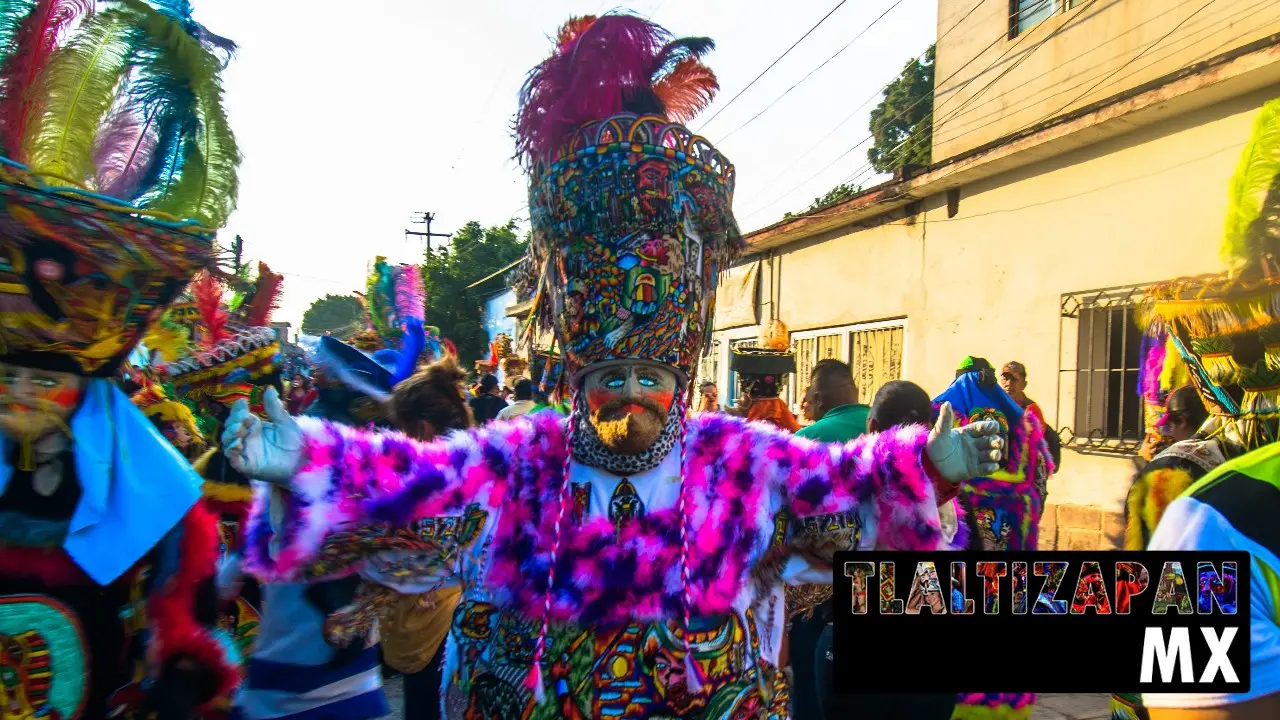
[1059,285,1148,455]
[850,326,904,405]
[793,334,842,401]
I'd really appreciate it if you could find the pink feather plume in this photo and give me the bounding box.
[0,0,94,159]
[516,14,669,165]
[1141,331,1167,405]
[94,102,159,198]
[393,264,425,326]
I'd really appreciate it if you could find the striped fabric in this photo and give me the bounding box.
[233,582,388,720]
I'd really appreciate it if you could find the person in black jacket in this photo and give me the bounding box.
[468,374,509,424]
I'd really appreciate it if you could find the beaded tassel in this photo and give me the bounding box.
[524,397,580,705]
[673,391,707,694]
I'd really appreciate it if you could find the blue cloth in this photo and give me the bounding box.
[0,379,203,585]
[932,371,1025,431]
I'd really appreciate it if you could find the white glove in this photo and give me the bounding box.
[926,402,1004,483]
[221,387,303,482]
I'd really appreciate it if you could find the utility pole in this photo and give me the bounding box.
[406,211,452,253]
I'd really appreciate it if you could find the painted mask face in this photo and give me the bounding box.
[580,362,679,455]
[0,363,83,441]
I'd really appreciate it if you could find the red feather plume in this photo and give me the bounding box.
[189,272,229,348]
[0,0,93,158]
[244,261,283,327]
[515,13,719,166]
[652,57,718,125]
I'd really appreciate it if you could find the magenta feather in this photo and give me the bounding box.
[516,14,669,165]
[393,264,425,326]
[1141,330,1167,405]
[0,0,94,159]
[94,101,159,197]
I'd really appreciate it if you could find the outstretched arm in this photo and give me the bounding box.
[223,390,563,584]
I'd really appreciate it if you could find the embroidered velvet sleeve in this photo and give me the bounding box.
[242,412,566,584]
[145,500,241,712]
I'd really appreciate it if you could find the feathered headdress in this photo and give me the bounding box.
[232,261,284,329]
[514,12,741,382]
[1139,98,1280,450]
[0,0,240,376]
[3,0,239,226]
[516,13,718,166]
[364,256,425,346]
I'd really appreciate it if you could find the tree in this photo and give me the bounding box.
[301,294,365,338]
[867,45,934,174]
[421,220,528,368]
[784,183,862,219]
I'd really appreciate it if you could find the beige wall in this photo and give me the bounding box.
[720,84,1280,518]
[933,0,1280,160]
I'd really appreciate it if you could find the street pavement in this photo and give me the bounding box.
[382,679,1113,719]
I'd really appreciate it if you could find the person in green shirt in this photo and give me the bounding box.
[796,358,871,443]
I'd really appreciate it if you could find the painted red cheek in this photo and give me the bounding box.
[648,390,675,410]
[586,388,620,413]
[40,387,80,410]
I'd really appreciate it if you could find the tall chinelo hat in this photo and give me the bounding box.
[514,13,743,388]
[0,0,240,377]
[1139,98,1280,451]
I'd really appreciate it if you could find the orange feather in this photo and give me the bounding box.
[557,15,598,49]
[652,58,718,124]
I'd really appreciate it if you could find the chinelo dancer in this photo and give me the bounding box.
[1111,97,1280,720]
[221,12,1003,719]
[0,0,244,717]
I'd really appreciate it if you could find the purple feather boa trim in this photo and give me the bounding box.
[243,412,943,625]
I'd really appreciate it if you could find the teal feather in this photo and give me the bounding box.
[121,0,238,227]
[0,2,38,71]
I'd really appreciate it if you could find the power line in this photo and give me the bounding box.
[737,0,989,206]
[807,5,1255,229]
[697,0,851,131]
[840,0,1227,191]
[740,0,1085,220]
[717,0,909,142]
[930,0,1267,144]
[823,0,1114,204]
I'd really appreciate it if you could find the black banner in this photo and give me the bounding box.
[831,551,1250,694]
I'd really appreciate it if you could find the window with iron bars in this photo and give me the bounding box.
[1057,284,1149,455]
[791,322,905,417]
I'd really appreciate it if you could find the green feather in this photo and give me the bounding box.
[20,5,137,184]
[125,0,238,227]
[1222,99,1280,272]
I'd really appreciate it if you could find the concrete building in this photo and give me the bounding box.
[707,0,1280,549]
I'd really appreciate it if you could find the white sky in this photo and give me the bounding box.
[194,0,939,328]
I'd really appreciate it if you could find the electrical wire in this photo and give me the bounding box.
[697,0,851,131]
[839,0,1233,191]
[740,0,1097,220]
[737,0,989,206]
[717,0,909,142]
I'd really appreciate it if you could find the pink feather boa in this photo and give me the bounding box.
[243,412,946,625]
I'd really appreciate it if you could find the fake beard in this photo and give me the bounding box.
[591,397,667,455]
